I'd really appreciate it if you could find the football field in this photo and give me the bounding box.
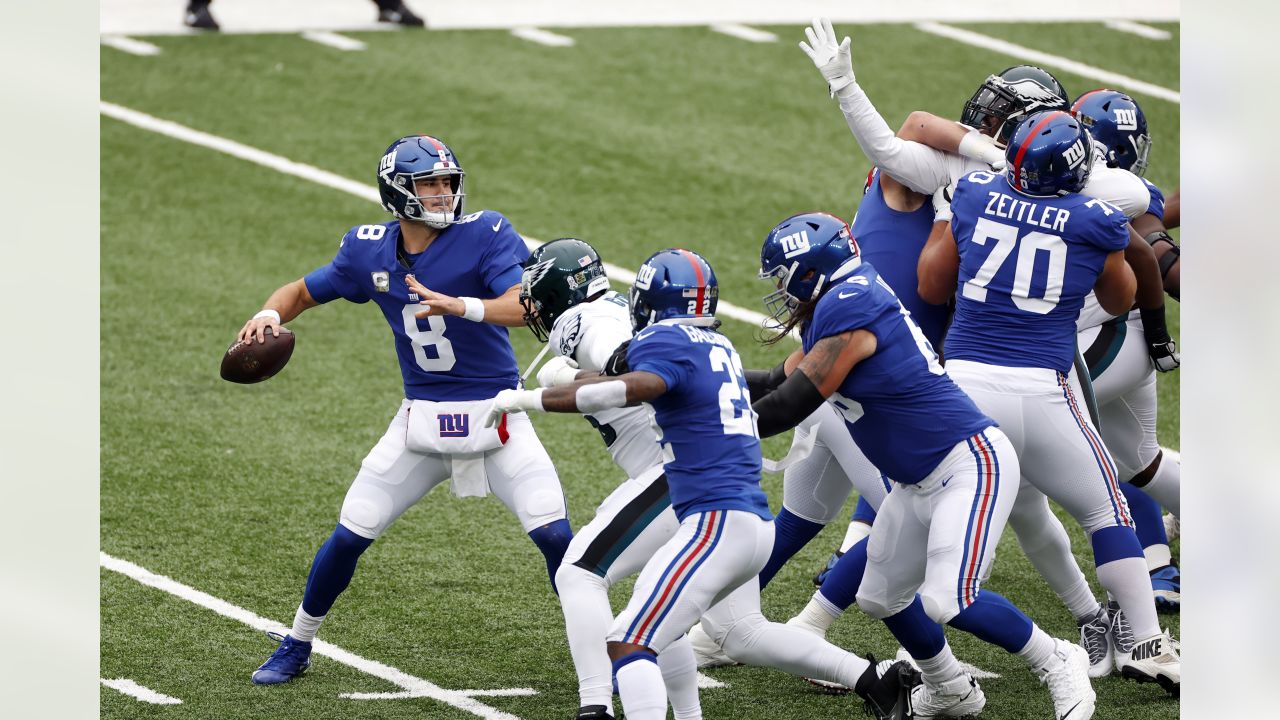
[101,14,1180,720]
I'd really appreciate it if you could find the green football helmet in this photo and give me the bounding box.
[520,238,611,342]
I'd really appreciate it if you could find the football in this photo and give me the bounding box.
[220,328,295,384]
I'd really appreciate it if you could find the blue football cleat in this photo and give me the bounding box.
[1151,565,1180,613]
[252,632,312,685]
[812,550,844,588]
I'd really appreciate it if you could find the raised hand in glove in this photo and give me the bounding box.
[799,17,855,95]
[537,355,581,388]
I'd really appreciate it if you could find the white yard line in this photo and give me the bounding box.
[301,31,367,51]
[913,22,1179,104]
[1103,20,1172,41]
[100,678,183,704]
[510,27,575,47]
[100,552,536,720]
[710,24,777,43]
[100,35,162,56]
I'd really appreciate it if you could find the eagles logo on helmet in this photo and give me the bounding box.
[519,238,610,343]
[961,65,1070,146]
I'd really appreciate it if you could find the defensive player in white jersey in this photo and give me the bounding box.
[519,241,914,720]
[238,135,572,685]
[919,111,1181,696]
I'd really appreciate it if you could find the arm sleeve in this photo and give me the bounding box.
[479,214,530,296]
[752,370,827,438]
[302,229,370,304]
[834,83,952,195]
[627,329,693,392]
[744,362,787,402]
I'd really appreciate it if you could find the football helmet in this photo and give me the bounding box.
[961,65,1070,145]
[1070,89,1152,177]
[759,212,860,329]
[630,249,719,333]
[1004,110,1095,197]
[377,135,465,229]
[519,238,611,343]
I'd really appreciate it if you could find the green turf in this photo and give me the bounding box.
[102,22,1179,719]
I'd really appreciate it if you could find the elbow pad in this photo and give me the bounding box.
[744,362,788,402]
[752,371,827,439]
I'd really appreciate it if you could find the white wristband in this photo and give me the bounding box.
[520,387,546,412]
[460,296,485,322]
[253,309,281,323]
[575,380,629,413]
[957,130,1007,169]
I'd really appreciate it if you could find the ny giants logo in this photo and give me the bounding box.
[635,263,657,290]
[1062,139,1088,169]
[438,413,469,438]
[1114,108,1138,131]
[779,230,810,258]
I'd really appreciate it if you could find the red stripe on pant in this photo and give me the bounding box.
[963,434,996,606]
[627,510,721,645]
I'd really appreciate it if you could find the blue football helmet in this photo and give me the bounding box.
[630,248,719,333]
[377,135,466,229]
[759,212,861,329]
[1070,89,1152,177]
[1004,110,1095,197]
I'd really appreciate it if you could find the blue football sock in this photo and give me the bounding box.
[300,524,375,617]
[851,496,877,525]
[817,537,868,611]
[1121,482,1168,549]
[1091,524,1145,566]
[529,518,573,593]
[947,590,1035,653]
[881,596,947,659]
[758,507,825,590]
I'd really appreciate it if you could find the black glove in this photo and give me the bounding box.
[1140,307,1180,372]
[602,339,631,376]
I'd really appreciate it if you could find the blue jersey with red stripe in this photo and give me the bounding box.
[853,169,951,348]
[626,322,771,521]
[946,170,1129,373]
[303,211,528,401]
[1141,178,1165,221]
[803,263,994,485]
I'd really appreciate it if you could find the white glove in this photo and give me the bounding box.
[536,355,580,388]
[957,129,1007,171]
[483,388,545,428]
[799,18,855,95]
[932,183,954,223]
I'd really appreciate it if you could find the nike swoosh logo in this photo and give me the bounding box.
[838,290,859,299]
[940,475,954,487]
[1061,699,1084,719]
[492,219,503,232]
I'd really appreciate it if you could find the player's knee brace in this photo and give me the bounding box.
[339,496,390,539]
[920,590,960,625]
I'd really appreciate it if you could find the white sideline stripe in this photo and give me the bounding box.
[913,22,1180,104]
[301,31,367,51]
[1103,20,1172,41]
[101,35,162,56]
[710,23,777,43]
[100,552,534,720]
[344,688,538,700]
[961,662,1000,680]
[100,678,183,704]
[698,673,728,689]
[511,27,575,47]
[99,100,776,333]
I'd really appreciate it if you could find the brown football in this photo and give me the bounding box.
[220,328,295,384]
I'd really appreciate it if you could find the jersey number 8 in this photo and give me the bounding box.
[400,305,456,371]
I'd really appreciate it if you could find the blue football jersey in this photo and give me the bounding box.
[1141,178,1165,222]
[946,171,1129,373]
[626,323,771,521]
[853,168,951,349]
[303,210,528,401]
[803,263,994,485]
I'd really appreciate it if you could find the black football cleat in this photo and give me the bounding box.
[855,656,920,720]
[573,705,614,720]
[376,1,426,27]
[184,1,220,31]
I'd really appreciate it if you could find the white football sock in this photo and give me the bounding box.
[1143,543,1173,572]
[290,605,324,643]
[1096,556,1161,641]
[787,592,841,637]
[616,655,667,720]
[658,635,701,720]
[914,644,965,685]
[840,520,873,553]
[1015,626,1056,670]
[555,563,615,712]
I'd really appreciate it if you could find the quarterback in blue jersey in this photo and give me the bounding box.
[919,111,1181,695]
[748,212,1095,720]
[236,135,572,686]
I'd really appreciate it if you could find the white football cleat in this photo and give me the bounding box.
[1076,606,1113,678]
[687,623,736,669]
[1034,639,1096,720]
[909,672,986,719]
[1115,629,1180,697]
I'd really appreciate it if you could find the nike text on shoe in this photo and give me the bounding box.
[574,705,614,720]
[856,656,920,720]
[687,623,737,669]
[1116,629,1180,697]
[1034,640,1096,720]
[252,632,313,685]
[909,672,985,719]
[1077,606,1113,678]
[1150,565,1181,614]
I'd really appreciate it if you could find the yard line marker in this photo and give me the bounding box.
[913,22,1179,104]
[1103,20,1172,41]
[100,552,535,720]
[100,678,183,704]
[511,27,575,47]
[101,35,162,56]
[301,31,367,51]
[710,24,777,43]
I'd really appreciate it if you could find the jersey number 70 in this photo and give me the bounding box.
[961,217,1067,315]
